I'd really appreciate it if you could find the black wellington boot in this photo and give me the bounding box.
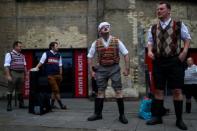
[186,102,191,113]
[18,94,26,108]
[174,100,188,130]
[117,98,128,124]
[87,98,103,121]
[146,99,163,125]
[7,94,12,111]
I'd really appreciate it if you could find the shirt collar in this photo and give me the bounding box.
[188,64,196,68]
[50,50,57,54]
[12,49,20,55]
[101,35,112,43]
[160,18,172,27]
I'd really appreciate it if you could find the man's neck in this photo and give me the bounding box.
[160,16,171,22]
[13,49,19,54]
[50,50,57,54]
[101,34,110,41]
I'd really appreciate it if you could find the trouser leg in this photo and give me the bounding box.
[51,99,55,108]
[57,99,67,109]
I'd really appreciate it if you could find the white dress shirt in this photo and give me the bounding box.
[184,64,197,84]
[87,35,129,58]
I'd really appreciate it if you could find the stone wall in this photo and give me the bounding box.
[135,0,197,95]
[17,1,88,48]
[0,0,197,98]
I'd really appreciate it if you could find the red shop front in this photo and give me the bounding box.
[22,48,88,98]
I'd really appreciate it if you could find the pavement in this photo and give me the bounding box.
[0,96,197,131]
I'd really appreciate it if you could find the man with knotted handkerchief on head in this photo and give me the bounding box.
[87,22,130,124]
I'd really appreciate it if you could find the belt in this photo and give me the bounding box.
[155,55,179,60]
[10,70,24,73]
[100,63,118,67]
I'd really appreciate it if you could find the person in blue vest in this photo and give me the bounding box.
[35,42,66,110]
[146,2,191,130]
[4,41,27,111]
[184,57,197,113]
[87,22,130,124]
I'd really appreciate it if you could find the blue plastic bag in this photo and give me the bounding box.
[138,96,152,120]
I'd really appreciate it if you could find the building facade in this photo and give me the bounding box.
[0,0,197,98]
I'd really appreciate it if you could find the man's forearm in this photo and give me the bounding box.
[147,44,153,53]
[36,62,42,69]
[88,58,94,73]
[124,54,130,71]
[4,67,10,77]
[183,39,190,53]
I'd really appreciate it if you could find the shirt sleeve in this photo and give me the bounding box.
[39,52,47,64]
[59,56,63,66]
[118,40,129,55]
[4,53,11,67]
[87,41,96,58]
[181,22,191,41]
[23,57,27,66]
[147,26,153,45]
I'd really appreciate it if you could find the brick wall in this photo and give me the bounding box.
[0,0,197,98]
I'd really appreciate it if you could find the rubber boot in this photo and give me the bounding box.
[174,100,187,130]
[7,94,12,111]
[147,99,163,125]
[18,94,26,108]
[117,98,128,124]
[185,102,191,113]
[87,98,104,121]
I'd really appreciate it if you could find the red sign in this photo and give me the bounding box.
[74,50,87,97]
[23,51,33,98]
[145,49,155,93]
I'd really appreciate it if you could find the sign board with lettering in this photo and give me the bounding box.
[23,51,33,98]
[74,50,87,97]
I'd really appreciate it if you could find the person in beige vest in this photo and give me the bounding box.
[4,41,27,111]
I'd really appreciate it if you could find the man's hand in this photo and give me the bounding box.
[178,51,187,62]
[148,50,155,60]
[6,75,12,81]
[30,67,39,71]
[91,71,96,78]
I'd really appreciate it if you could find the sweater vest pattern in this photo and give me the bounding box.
[45,51,60,75]
[151,20,181,57]
[10,51,25,71]
[96,37,120,66]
